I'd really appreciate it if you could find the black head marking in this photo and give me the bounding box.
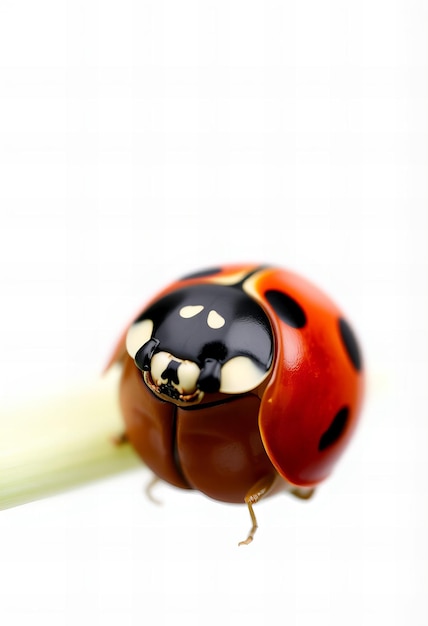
[318,407,349,451]
[135,338,160,371]
[138,283,273,371]
[199,341,228,363]
[264,289,307,328]
[338,318,362,371]
[197,358,222,393]
[161,359,181,386]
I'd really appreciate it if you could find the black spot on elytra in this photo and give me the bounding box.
[264,289,307,328]
[318,407,349,451]
[338,318,362,371]
[179,267,222,281]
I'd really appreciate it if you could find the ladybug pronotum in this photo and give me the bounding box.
[108,265,364,545]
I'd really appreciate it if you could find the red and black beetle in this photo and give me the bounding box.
[108,265,364,544]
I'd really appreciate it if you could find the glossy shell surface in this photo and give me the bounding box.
[109,264,364,502]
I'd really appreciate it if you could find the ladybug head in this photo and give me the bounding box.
[125,283,274,405]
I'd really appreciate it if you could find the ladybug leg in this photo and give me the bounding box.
[289,486,315,500]
[112,431,129,446]
[238,474,278,546]
[144,474,163,506]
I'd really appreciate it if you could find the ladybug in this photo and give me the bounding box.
[108,265,364,545]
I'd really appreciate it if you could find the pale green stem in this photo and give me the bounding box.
[0,367,141,511]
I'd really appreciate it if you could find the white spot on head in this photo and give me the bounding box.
[150,351,171,385]
[180,305,204,318]
[220,356,269,394]
[178,360,201,393]
[126,319,154,358]
[207,310,225,329]
[150,351,201,395]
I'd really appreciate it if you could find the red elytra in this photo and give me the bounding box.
[108,265,364,544]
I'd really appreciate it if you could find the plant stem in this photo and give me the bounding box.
[0,367,140,511]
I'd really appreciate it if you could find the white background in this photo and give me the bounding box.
[0,1,427,625]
